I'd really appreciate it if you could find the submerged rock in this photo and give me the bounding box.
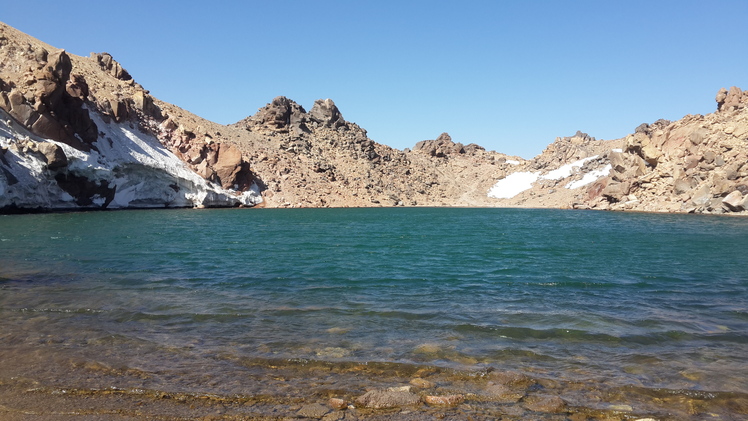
[355,389,420,409]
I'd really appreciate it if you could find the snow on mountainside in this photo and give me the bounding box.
[0,108,260,211]
[0,22,261,212]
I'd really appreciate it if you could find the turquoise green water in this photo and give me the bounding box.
[1,207,747,397]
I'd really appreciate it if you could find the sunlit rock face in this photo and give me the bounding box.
[0,23,261,212]
[0,108,261,211]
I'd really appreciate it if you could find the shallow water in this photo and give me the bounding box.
[1,207,747,418]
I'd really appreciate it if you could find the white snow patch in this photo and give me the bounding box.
[612,148,623,152]
[506,159,520,165]
[488,155,604,199]
[487,171,539,199]
[538,156,598,181]
[565,164,612,189]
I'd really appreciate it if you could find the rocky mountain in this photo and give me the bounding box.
[487,88,748,215]
[0,22,260,211]
[1,22,746,215]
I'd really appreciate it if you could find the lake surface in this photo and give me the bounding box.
[1,207,747,418]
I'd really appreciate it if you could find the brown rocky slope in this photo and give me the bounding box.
[488,87,748,215]
[1,21,746,215]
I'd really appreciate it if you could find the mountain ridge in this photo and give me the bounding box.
[1,21,746,214]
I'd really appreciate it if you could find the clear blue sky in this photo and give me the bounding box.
[3,1,746,158]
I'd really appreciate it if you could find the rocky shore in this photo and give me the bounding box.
[1,20,747,214]
[2,354,743,420]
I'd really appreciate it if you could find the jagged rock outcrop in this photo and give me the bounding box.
[0,22,260,212]
[90,52,132,81]
[230,97,513,208]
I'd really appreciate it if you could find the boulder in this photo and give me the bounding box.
[214,143,243,189]
[309,98,344,128]
[601,180,631,202]
[717,86,746,112]
[722,190,745,212]
[690,184,712,207]
[36,142,68,170]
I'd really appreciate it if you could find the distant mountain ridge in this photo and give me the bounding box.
[1,21,746,214]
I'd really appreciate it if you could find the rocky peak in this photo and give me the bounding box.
[0,46,98,151]
[309,98,345,128]
[90,52,132,81]
[413,133,464,157]
[716,86,747,112]
[238,96,309,134]
[531,131,602,171]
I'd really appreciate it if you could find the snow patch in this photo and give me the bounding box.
[565,164,612,189]
[0,107,262,211]
[506,159,520,165]
[487,171,539,199]
[488,155,607,199]
[539,156,598,181]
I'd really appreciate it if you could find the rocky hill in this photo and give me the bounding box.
[487,88,748,215]
[1,21,746,215]
[0,22,260,211]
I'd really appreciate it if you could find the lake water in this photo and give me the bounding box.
[1,207,747,418]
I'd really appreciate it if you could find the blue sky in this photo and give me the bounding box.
[3,1,746,158]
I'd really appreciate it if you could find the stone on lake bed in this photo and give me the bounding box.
[484,383,525,403]
[315,347,350,358]
[328,397,347,410]
[522,395,567,413]
[355,389,421,408]
[297,402,330,418]
[424,394,464,406]
[409,378,436,388]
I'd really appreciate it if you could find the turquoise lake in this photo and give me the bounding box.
[1,207,747,401]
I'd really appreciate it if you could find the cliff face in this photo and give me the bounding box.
[0,22,260,212]
[1,22,746,215]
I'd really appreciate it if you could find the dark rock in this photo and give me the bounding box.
[309,98,345,128]
[413,132,464,157]
[54,172,115,208]
[36,142,68,170]
[65,74,89,99]
[90,52,132,81]
[245,96,308,132]
[47,49,72,83]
